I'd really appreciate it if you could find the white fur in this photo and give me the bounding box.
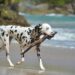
[41,23,53,35]
[0,23,53,69]
[40,58,45,70]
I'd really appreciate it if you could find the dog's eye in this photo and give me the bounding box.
[46,27,49,30]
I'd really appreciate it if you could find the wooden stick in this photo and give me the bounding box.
[21,32,57,55]
[21,35,48,55]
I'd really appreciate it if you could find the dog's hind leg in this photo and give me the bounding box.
[4,33,14,67]
[36,45,45,71]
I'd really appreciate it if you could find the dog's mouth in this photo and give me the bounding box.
[46,31,57,39]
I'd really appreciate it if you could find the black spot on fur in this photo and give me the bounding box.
[28,28,32,33]
[4,44,6,46]
[31,38,34,43]
[22,54,24,57]
[37,53,40,56]
[31,24,42,42]
[36,47,40,52]
[39,24,41,27]
[26,39,27,43]
[6,52,9,56]
[10,30,13,34]
[4,39,6,41]
[6,34,8,37]
[22,36,26,39]
[19,33,23,41]
[15,30,17,32]
[29,30,31,33]
[21,33,23,36]
[9,37,13,42]
[27,28,32,35]
[34,24,42,37]
[2,32,5,36]
[24,44,26,46]
[27,31,30,35]
[27,41,30,44]
[11,26,13,28]
[17,33,19,38]
[25,36,27,38]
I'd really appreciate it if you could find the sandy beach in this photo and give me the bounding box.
[0,43,75,75]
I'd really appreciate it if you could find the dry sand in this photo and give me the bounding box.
[0,43,75,75]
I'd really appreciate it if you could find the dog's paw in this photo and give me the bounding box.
[40,59,45,71]
[8,64,15,69]
[16,58,24,65]
[10,63,14,67]
[16,61,23,65]
[16,61,21,65]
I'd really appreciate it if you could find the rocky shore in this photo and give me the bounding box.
[0,0,30,27]
[19,1,75,15]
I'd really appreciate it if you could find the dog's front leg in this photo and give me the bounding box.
[36,45,45,71]
[16,46,25,64]
[4,33,14,67]
[21,48,25,62]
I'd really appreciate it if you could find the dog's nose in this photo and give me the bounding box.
[47,31,57,39]
[53,31,57,35]
[50,31,57,36]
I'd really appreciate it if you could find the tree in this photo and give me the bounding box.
[0,0,30,26]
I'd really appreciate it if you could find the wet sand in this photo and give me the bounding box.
[0,43,75,75]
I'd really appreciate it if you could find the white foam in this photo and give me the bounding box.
[52,28,75,41]
[42,43,75,49]
[45,13,64,16]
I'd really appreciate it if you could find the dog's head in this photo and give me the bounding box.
[38,23,57,39]
[40,23,53,35]
[31,23,57,40]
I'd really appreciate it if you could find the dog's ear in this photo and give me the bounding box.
[31,24,42,40]
[35,25,39,32]
[38,24,41,28]
[38,24,42,30]
[35,24,42,32]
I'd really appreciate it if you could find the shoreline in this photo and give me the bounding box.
[0,43,75,75]
[42,44,75,49]
[0,66,74,75]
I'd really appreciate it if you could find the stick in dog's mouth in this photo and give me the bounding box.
[21,31,57,55]
[47,31,57,39]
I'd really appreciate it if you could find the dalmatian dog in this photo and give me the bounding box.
[0,23,56,70]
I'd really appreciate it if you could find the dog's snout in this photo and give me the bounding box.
[51,31,57,35]
[53,31,57,35]
[47,31,57,39]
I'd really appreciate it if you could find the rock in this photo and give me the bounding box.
[0,5,30,26]
[65,4,74,14]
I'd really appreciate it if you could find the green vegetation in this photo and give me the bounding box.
[0,0,30,26]
[29,0,75,14]
[33,0,72,5]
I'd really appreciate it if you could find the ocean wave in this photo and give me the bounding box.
[53,33,75,41]
[45,13,64,17]
[19,12,75,48]
[42,43,75,49]
[53,28,75,41]
[45,13,75,17]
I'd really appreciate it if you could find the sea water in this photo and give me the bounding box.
[19,12,75,48]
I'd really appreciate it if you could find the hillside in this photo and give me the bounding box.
[19,0,75,15]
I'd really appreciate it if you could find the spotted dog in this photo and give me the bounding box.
[0,23,56,70]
